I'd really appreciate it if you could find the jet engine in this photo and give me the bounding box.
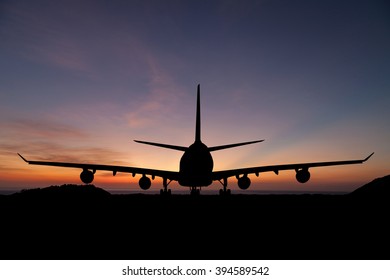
[80,169,94,184]
[139,176,151,190]
[296,169,310,183]
[238,176,251,190]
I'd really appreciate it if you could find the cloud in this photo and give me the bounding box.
[1,1,88,73]
[0,117,130,171]
[126,53,187,128]
[0,118,88,140]
[0,141,129,165]
[1,0,149,79]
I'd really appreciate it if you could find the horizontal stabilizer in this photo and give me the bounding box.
[134,140,188,151]
[208,140,264,152]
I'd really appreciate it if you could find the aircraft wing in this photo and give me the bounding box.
[212,152,374,181]
[18,154,179,181]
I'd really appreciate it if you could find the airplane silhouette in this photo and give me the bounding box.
[18,85,374,195]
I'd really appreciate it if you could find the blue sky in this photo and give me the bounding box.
[0,0,389,193]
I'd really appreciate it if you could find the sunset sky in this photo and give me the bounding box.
[1,0,389,194]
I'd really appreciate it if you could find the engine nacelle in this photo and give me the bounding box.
[296,169,310,183]
[80,169,94,184]
[237,176,251,190]
[139,176,151,190]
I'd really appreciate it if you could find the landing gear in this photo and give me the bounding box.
[190,187,200,196]
[160,189,171,196]
[160,178,172,196]
[218,178,231,196]
[219,188,231,196]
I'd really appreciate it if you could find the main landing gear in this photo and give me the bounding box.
[160,178,172,196]
[218,178,231,196]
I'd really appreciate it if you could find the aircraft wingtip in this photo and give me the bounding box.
[17,153,28,163]
[364,152,374,162]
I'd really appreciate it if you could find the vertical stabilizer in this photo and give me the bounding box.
[195,84,201,142]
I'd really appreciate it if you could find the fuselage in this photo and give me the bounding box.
[178,141,213,187]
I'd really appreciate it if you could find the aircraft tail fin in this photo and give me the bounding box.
[195,84,201,142]
[208,140,264,152]
[134,140,187,151]
[134,84,201,151]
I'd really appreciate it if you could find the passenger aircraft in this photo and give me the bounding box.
[18,85,373,195]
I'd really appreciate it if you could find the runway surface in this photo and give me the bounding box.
[1,186,389,260]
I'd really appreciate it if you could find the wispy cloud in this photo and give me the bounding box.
[1,1,150,79]
[0,117,129,171]
[126,53,187,128]
[0,141,129,165]
[2,0,190,127]
[0,118,88,139]
[1,1,91,75]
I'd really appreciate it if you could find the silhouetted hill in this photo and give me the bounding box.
[12,184,111,198]
[350,174,390,197]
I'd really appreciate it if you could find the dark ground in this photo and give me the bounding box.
[1,181,389,260]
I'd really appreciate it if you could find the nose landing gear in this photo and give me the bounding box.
[190,187,200,196]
